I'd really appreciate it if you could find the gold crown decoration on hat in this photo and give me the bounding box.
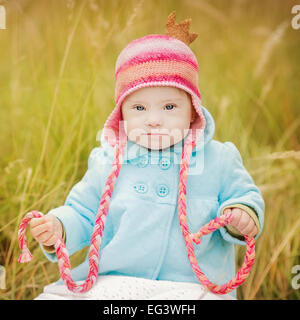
[165,10,198,46]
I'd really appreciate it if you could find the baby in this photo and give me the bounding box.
[31,12,264,300]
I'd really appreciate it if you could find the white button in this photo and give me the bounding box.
[156,184,169,197]
[133,183,148,194]
[159,157,171,170]
[137,155,149,168]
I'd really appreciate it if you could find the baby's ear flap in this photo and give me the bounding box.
[190,109,196,123]
[191,102,198,122]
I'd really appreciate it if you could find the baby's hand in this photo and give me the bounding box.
[224,208,258,238]
[29,215,63,247]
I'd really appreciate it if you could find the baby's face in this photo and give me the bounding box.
[121,86,195,150]
[122,86,196,150]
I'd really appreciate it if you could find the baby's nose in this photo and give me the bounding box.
[146,113,162,127]
[147,121,161,128]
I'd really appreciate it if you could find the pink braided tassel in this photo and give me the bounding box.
[18,209,95,293]
[189,212,255,294]
[178,139,255,295]
[18,142,126,293]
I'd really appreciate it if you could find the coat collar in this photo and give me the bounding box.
[100,106,215,164]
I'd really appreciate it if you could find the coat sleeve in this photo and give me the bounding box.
[40,147,114,262]
[217,142,265,245]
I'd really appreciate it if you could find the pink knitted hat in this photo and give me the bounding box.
[103,11,206,149]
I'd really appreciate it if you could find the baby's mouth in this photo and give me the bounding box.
[146,133,168,135]
[144,130,169,136]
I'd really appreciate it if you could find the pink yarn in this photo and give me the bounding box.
[19,141,127,293]
[177,139,255,294]
[115,51,198,77]
[116,74,201,104]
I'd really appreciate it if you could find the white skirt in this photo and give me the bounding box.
[34,275,236,300]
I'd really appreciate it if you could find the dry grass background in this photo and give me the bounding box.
[0,0,299,300]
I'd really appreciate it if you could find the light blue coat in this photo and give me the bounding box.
[41,106,265,298]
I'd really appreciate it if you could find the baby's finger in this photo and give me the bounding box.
[223,208,232,215]
[29,217,45,229]
[247,225,258,238]
[229,208,242,225]
[31,222,50,238]
[235,211,250,231]
[36,231,53,244]
[240,219,254,236]
[42,234,57,247]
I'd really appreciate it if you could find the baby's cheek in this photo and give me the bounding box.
[127,127,144,141]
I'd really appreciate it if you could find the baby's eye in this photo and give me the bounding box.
[134,105,145,111]
[165,104,176,110]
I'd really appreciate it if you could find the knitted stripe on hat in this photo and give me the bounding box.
[115,35,198,72]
